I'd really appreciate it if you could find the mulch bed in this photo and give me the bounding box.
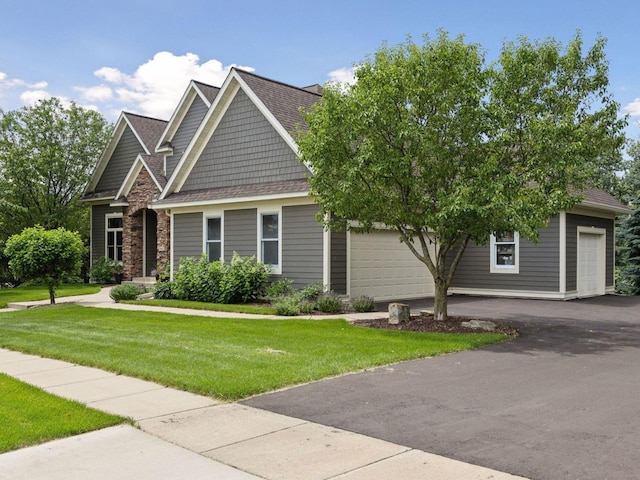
[353,314,519,337]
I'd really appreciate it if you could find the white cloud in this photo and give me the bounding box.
[328,67,356,85]
[624,98,640,117]
[85,52,255,119]
[75,84,113,102]
[20,89,51,105]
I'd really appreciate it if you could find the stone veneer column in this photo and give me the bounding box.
[156,210,171,274]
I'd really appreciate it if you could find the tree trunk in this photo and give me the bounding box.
[48,284,56,304]
[433,278,448,321]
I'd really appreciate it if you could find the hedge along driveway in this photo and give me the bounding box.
[0,305,507,401]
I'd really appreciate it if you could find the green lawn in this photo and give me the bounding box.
[123,298,277,315]
[0,305,508,401]
[0,284,101,308]
[0,374,125,453]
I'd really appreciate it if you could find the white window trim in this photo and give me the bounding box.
[105,213,123,263]
[490,231,519,274]
[257,207,282,275]
[203,214,224,262]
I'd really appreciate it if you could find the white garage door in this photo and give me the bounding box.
[577,231,605,297]
[349,230,434,301]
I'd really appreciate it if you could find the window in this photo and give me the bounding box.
[490,232,519,273]
[260,212,280,268]
[106,214,123,262]
[206,217,222,261]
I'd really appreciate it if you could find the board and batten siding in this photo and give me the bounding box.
[565,214,615,291]
[180,89,308,192]
[451,216,560,292]
[224,208,258,260]
[282,204,324,289]
[95,126,143,191]
[165,96,209,178]
[172,212,203,271]
[330,230,347,294]
[91,204,123,264]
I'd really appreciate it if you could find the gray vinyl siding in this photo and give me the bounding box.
[451,216,560,292]
[181,89,308,191]
[565,214,615,290]
[145,211,157,275]
[165,96,209,178]
[330,230,347,294]
[90,204,123,264]
[95,126,143,191]
[173,213,203,271]
[224,208,258,260]
[281,205,324,289]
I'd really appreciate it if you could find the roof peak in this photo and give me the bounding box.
[232,67,323,97]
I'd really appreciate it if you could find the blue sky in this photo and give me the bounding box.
[2,0,640,137]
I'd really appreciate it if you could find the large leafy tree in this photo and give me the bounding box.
[297,32,626,320]
[0,98,111,240]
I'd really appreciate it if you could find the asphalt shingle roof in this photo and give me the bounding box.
[192,81,221,104]
[235,69,321,134]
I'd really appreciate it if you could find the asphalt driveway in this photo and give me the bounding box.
[244,295,640,480]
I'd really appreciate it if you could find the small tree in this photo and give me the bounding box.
[4,226,85,304]
[617,199,640,295]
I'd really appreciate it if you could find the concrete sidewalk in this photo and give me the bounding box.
[0,289,528,479]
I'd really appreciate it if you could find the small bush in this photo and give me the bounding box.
[298,299,316,314]
[153,281,176,300]
[222,253,271,303]
[273,295,301,316]
[351,295,376,313]
[90,257,122,284]
[316,292,343,314]
[264,278,295,300]
[300,282,324,302]
[173,255,228,303]
[110,284,146,302]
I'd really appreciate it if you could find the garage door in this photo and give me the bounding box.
[349,230,434,301]
[577,231,605,297]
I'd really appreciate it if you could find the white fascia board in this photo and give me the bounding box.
[578,201,630,216]
[155,82,206,152]
[150,190,310,210]
[84,113,128,194]
[160,74,240,200]
[115,155,163,199]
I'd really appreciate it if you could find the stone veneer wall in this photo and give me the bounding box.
[121,168,170,280]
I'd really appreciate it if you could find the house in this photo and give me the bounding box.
[82,68,629,301]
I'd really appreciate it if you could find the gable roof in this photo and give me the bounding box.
[84,112,167,196]
[159,68,320,200]
[155,80,220,152]
[579,188,630,214]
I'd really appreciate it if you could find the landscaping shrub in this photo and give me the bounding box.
[272,295,301,316]
[264,278,294,300]
[153,281,176,300]
[222,253,271,303]
[298,299,316,314]
[351,295,376,312]
[89,257,122,284]
[316,292,344,313]
[172,255,228,303]
[110,284,146,302]
[300,282,325,302]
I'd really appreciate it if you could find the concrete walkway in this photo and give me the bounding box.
[0,288,527,480]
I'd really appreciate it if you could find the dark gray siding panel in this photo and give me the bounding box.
[224,208,257,260]
[451,216,560,292]
[566,214,615,289]
[91,204,123,264]
[173,213,203,271]
[330,230,347,294]
[95,126,143,191]
[165,96,209,178]
[181,89,308,191]
[282,205,324,289]
[145,210,158,275]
